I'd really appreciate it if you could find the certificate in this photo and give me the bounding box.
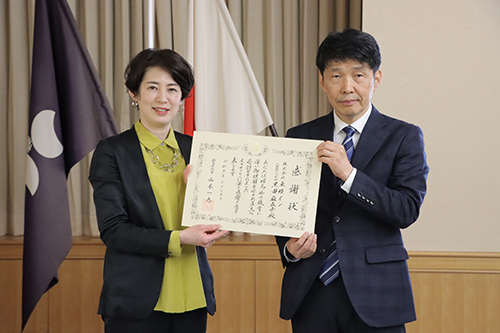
[182,131,322,237]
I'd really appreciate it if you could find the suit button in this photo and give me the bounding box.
[333,216,340,223]
[320,248,326,254]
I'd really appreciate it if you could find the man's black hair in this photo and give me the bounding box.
[316,28,382,76]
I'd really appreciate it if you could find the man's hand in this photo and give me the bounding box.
[286,232,317,259]
[317,141,353,181]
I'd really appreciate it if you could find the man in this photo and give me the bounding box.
[276,29,429,333]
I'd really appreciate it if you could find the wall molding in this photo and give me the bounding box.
[2,235,499,271]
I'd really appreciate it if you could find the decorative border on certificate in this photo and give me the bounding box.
[182,132,322,237]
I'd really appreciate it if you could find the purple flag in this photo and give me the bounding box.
[23,0,119,329]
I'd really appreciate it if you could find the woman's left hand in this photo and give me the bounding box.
[183,164,192,184]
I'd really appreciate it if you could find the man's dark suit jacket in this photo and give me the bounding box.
[89,127,215,320]
[276,106,429,328]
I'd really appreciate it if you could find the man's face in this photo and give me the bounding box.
[319,59,381,124]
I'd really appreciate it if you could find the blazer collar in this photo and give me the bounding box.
[174,132,192,164]
[350,105,388,171]
[126,126,193,172]
[315,111,335,142]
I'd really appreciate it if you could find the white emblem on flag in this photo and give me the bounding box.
[26,110,64,196]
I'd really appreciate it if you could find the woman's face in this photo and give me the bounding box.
[129,66,182,137]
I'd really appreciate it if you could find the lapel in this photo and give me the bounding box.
[174,131,193,164]
[312,111,335,141]
[351,106,388,172]
[120,127,149,178]
[121,127,165,229]
[314,112,339,203]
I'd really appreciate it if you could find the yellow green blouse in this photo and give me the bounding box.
[135,121,206,313]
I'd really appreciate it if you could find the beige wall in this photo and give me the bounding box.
[363,0,500,252]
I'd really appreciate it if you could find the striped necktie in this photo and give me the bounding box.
[342,126,356,161]
[318,126,356,286]
[318,240,340,286]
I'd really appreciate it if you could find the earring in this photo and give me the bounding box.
[179,102,185,113]
[131,101,138,109]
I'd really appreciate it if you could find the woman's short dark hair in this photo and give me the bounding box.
[125,49,194,100]
[316,28,382,76]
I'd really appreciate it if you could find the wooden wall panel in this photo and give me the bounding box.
[22,295,49,333]
[1,260,24,333]
[208,260,255,333]
[255,260,292,333]
[406,252,500,333]
[0,240,49,333]
[1,236,499,332]
[407,272,500,333]
[49,259,104,332]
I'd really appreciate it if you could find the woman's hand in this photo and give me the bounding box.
[179,224,230,248]
[181,166,229,247]
[184,164,192,184]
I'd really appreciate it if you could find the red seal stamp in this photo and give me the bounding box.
[202,198,215,212]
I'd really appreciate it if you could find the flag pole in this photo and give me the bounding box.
[268,124,279,137]
[146,0,155,48]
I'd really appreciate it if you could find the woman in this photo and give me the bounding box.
[89,49,228,333]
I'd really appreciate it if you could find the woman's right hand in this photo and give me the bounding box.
[179,224,230,248]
